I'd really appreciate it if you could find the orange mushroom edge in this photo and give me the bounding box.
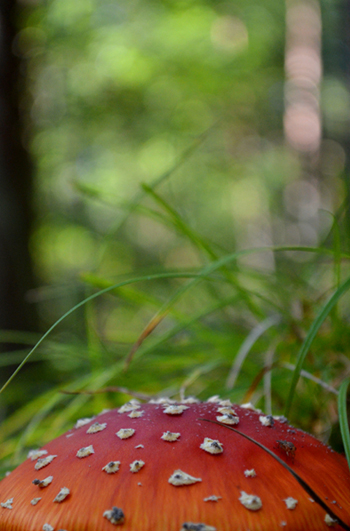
[0,398,349,531]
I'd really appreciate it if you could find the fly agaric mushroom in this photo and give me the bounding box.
[0,399,349,531]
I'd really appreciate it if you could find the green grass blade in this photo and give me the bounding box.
[141,183,218,261]
[226,314,281,390]
[0,244,342,395]
[331,214,342,288]
[0,271,202,395]
[338,378,350,471]
[94,125,218,267]
[284,275,350,417]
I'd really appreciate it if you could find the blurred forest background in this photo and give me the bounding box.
[1,0,350,470]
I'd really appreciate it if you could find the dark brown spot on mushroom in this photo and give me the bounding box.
[276,440,296,459]
[103,506,125,525]
[32,476,53,488]
[181,523,216,531]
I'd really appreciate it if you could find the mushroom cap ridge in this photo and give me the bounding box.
[0,402,349,531]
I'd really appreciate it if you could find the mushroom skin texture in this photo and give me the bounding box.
[0,400,349,531]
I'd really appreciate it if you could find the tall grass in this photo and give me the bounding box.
[1,160,350,475]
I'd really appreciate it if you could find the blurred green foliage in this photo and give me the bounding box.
[1,0,350,473]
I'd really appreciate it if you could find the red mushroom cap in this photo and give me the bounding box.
[0,399,349,531]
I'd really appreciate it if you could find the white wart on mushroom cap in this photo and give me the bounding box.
[0,401,349,531]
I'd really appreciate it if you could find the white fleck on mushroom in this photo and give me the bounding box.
[75,417,94,429]
[161,431,181,442]
[103,506,125,525]
[244,469,256,478]
[102,461,120,474]
[217,406,237,415]
[218,399,232,407]
[35,455,57,470]
[163,404,189,415]
[206,395,221,403]
[284,497,298,510]
[240,402,262,413]
[259,415,274,427]
[27,449,48,461]
[216,414,239,425]
[168,470,202,486]
[42,524,54,531]
[180,523,217,531]
[32,475,53,488]
[53,487,70,503]
[118,401,141,413]
[76,445,94,458]
[325,514,337,527]
[1,498,13,509]
[149,397,176,405]
[86,422,107,434]
[203,495,222,502]
[2,401,349,531]
[135,444,144,449]
[30,497,41,505]
[181,397,200,404]
[128,410,144,418]
[239,491,262,511]
[116,428,135,439]
[130,460,145,473]
[200,437,223,455]
[273,415,289,424]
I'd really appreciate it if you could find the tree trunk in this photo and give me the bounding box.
[0,0,37,342]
